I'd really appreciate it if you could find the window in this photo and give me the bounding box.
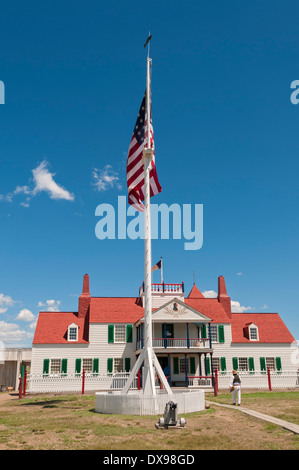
[50,359,61,375]
[69,328,77,341]
[82,358,93,374]
[179,358,189,374]
[249,328,258,340]
[43,359,67,376]
[212,357,220,371]
[209,326,218,342]
[249,325,259,341]
[114,358,124,372]
[266,357,275,371]
[114,325,126,343]
[238,358,248,371]
[67,323,78,342]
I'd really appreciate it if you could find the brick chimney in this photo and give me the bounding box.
[217,275,231,318]
[78,274,91,318]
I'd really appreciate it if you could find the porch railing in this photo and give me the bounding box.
[136,337,210,350]
[139,283,184,296]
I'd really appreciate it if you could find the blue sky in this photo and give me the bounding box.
[0,0,299,347]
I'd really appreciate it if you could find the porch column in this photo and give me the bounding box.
[186,323,190,348]
[210,352,214,386]
[198,353,202,377]
[184,353,188,387]
[163,323,167,349]
[208,322,212,349]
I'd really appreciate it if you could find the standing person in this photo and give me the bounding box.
[229,369,241,406]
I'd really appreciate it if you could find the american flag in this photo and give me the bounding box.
[126,92,162,212]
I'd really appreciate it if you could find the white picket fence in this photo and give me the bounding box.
[27,372,138,394]
[216,370,299,390]
[25,369,299,394]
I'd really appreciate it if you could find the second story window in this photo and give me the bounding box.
[115,325,126,343]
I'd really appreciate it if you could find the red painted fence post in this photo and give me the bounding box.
[214,367,218,397]
[23,369,27,396]
[137,369,141,390]
[19,377,23,400]
[267,366,272,391]
[82,368,85,395]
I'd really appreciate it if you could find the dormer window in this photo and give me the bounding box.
[68,323,78,342]
[249,324,259,341]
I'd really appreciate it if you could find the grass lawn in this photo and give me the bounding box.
[0,390,298,450]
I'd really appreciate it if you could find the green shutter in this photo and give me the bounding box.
[218,325,225,343]
[125,358,131,372]
[43,359,49,376]
[276,357,282,373]
[107,358,113,373]
[220,357,227,373]
[205,357,211,375]
[126,325,133,343]
[93,358,99,375]
[61,359,68,376]
[108,325,114,343]
[260,357,266,373]
[201,324,207,339]
[190,357,196,375]
[75,358,81,375]
[173,357,179,374]
[232,357,238,371]
[249,357,255,374]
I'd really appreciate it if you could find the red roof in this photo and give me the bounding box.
[185,298,231,323]
[90,297,144,323]
[230,313,295,344]
[33,311,89,344]
[187,284,205,299]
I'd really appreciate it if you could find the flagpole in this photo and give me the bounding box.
[142,52,155,395]
[161,257,163,284]
[122,36,173,397]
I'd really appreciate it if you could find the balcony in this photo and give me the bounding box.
[139,282,185,308]
[139,282,184,295]
[136,337,211,351]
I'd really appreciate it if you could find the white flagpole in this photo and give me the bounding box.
[142,52,155,395]
[122,37,172,397]
[160,257,163,284]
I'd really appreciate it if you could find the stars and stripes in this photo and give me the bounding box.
[126,92,162,212]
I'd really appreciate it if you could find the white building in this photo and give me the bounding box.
[30,273,298,392]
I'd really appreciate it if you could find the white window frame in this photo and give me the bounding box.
[265,357,276,371]
[82,358,93,374]
[249,323,259,341]
[67,323,78,342]
[209,325,218,343]
[50,359,61,376]
[238,357,249,371]
[114,325,126,343]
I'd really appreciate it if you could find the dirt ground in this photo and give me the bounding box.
[0,390,298,450]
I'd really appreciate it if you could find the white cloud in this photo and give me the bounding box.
[203,290,218,298]
[38,299,61,312]
[0,320,33,346]
[0,293,16,314]
[0,160,74,207]
[92,165,122,192]
[203,290,253,313]
[237,272,243,276]
[16,308,35,322]
[32,161,74,201]
[231,301,253,313]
